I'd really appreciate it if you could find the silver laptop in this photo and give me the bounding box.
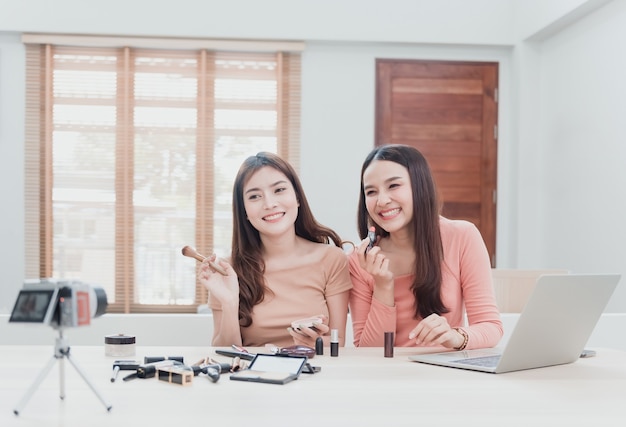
[409,274,620,373]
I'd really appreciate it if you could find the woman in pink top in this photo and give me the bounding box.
[349,144,503,349]
[198,152,352,348]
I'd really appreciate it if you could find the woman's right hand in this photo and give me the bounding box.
[355,237,395,307]
[198,255,239,305]
[355,237,394,286]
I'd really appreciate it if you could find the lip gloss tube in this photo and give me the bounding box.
[330,329,339,357]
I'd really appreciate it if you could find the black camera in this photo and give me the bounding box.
[9,278,108,329]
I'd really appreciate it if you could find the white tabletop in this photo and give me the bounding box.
[1,344,625,427]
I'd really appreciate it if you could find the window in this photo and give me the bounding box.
[24,37,301,313]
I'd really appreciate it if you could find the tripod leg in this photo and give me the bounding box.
[65,353,113,411]
[59,355,66,400]
[13,355,58,416]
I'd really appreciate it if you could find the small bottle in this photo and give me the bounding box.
[315,336,324,355]
[330,329,339,357]
[384,331,394,358]
[104,334,136,357]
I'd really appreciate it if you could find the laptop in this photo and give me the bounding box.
[409,274,620,373]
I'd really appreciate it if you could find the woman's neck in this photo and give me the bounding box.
[260,232,300,258]
[383,226,414,253]
[380,227,416,276]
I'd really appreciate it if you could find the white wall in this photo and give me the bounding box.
[0,32,26,313]
[514,0,626,311]
[300,41,512,246]
[0,0,515,45]
[0,314,213,346]
[1,0,625,314]
[513,0,614,40]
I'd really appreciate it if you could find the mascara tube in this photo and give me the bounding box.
[330,329,339,357]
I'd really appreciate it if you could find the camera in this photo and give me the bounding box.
[9,278,108,329]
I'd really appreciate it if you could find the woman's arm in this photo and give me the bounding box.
[210,304,243,346]
[348,253,397,347]
[326,290,350,346]
[198,257,243,346]
[456,222,504,349]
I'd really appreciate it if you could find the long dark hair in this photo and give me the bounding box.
[231,152,343,327]
[357,144,447,318]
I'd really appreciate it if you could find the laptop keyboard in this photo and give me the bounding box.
[452,355,501,368]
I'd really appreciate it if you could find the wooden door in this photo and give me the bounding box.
[375,59,498,266]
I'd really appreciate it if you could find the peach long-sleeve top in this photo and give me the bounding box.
[349,217,503,349]
[210,244,352,348]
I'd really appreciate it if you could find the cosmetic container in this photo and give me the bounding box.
[315,336,324,355]
[104,334,136,357]
[384,331,394,358]
[330,329,339,357]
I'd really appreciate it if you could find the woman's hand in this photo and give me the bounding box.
[355,237,395,307]
[287,314,329,348]
[408,313,465,349]
[197,255,239,306]
[355,237,394,288]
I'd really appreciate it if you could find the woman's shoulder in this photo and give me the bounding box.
[300,238,347,261]
[316,241,348,260]
[439,216,482,243]
[439,216,479,233]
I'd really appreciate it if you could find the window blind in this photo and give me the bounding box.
[25,40,301,313]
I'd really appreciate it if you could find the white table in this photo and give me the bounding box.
[1,344,625,427]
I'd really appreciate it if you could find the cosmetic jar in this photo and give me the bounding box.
[105,334,136,357]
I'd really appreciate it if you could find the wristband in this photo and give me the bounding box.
[453,327,468,350]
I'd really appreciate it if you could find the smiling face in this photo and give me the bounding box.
[242,166,299,238]
[362,159,414,234]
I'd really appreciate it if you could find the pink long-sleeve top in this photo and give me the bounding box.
[349,217,503,348]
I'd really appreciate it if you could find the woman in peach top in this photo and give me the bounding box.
[198,152,352,349]
[349,144,503,349]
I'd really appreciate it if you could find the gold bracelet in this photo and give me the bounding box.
[453,327,468,350]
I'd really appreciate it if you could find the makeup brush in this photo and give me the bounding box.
[181,246,228,276]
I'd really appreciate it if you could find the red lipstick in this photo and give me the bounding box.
[366,226,376,253]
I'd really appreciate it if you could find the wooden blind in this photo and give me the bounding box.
[24,40,301,313]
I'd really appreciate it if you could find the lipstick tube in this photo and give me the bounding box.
[330,329,339,357]
[315,336,324,355]
[384,331,394,358]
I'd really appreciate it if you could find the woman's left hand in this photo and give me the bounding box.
[408,313,465,349]
[287,314,329,347]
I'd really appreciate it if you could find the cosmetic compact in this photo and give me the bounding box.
[104,334,136,357]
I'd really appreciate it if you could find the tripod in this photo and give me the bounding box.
[14,328,112,415]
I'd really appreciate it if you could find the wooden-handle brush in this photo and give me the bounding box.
[181,246,227,276]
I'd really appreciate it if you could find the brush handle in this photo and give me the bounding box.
[182,245,206,262]
[181,246,227,276]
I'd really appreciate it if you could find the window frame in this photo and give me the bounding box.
[24,35,302,313]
